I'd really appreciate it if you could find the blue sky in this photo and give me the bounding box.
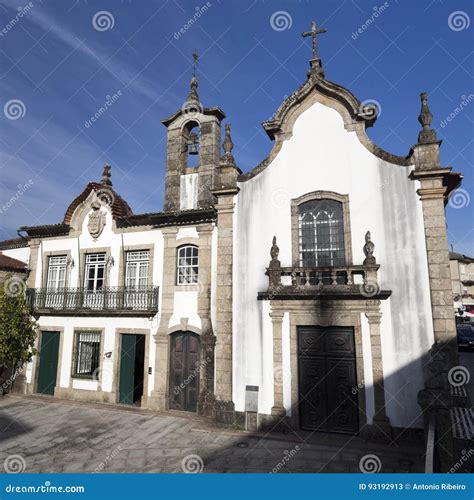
[0,0,472,253]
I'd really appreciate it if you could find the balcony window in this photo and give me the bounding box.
[177,245,199,285]
[45,256,67,308]
[46,256,67,290]
[298,199,345,267]
[125,251,149,289]
[84,253,106,291]
[72,331,101,379]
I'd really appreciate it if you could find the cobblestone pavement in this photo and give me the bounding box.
[0,396,424,473]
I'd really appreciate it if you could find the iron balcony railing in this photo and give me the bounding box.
[26,286,159,314]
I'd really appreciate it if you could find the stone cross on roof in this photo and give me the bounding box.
[302,20,327,60]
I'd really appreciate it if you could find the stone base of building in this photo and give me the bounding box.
[212,399,236,426]
[54,386,117,405]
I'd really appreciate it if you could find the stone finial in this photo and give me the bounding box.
[221,124,235,165]
[363,231,377,266]
[270,236,279,261]
[187,74,200,103]
[102,164,112,186]
[417,92,438,144]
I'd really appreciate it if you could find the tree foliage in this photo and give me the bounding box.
[0,278,37,371]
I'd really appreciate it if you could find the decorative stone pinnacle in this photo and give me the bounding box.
[102,164,112,186]
[270,236,279,261]
[186,50,201,105]
[221,124,235,165]
[269,236,281,273]
[417,92,438,144]
[363,231,377,266]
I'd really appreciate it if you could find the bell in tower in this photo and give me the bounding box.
[162,52,225,212]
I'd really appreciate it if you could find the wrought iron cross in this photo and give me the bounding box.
[302,21,327,60]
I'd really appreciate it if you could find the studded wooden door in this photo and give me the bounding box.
[169,332,200,412]
[297,326,358,434]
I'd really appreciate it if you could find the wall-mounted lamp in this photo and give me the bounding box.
[104,351,113,359]
[66,257,75,268]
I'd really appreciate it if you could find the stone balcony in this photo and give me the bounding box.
[258,233,391,301]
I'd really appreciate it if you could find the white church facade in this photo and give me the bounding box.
[1,42,462,439]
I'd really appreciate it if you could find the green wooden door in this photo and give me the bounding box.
[37,331,60,395]
[119,334,136,404]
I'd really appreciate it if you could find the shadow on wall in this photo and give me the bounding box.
[199,339,471,473]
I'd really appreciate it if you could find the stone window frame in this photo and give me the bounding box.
[117,243,155,290]
[176,244,199,286]
[291,191,353,267]
[79,246,112,289]
[41,250,73,289]
[70,328,104,381]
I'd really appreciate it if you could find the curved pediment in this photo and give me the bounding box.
[63,182,133,226]
[239,73,413,182]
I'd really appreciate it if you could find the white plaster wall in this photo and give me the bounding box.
[31,199,166,398]
[180,173,198,210]
[233,102,434,428]
[2,246,30,264]
[37,315,155,395]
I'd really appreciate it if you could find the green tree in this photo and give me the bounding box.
[0,277,37,390]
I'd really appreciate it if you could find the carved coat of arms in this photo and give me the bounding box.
[88,201,106,239]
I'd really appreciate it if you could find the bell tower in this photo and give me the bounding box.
[162,53,225,212]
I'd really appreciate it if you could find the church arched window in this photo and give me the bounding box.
[297,199,346,267]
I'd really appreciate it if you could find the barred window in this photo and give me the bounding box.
[125,250,149,290]
[72,331,101,379]
[299,199,345,267]
[177,245,199,285]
